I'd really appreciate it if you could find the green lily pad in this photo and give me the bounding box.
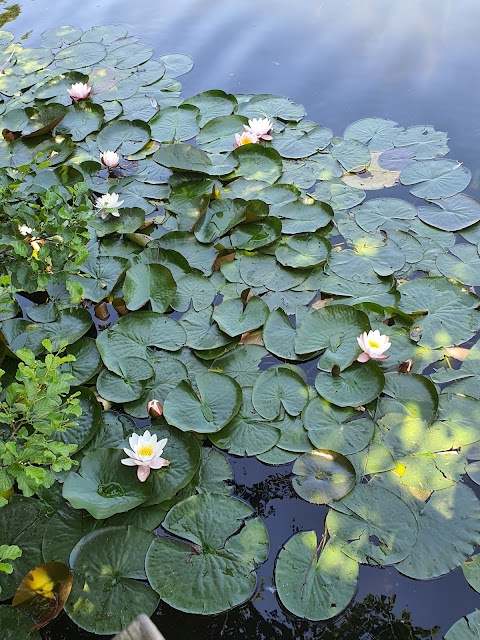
[326,483,418,565]
[303,397,374,454]
[56,101,104,141]
[397,277,480,349]
[352,198,416,232]
[53,386,102,451]
[400,159,471,199]
[276,199,333,234]
[55,42,106,69]
[395,484,480,579]
[292,450,356,504]
[436,243,480,285]
[96,311,186,376]
[149,105,200,142]
[275,233,331,268]
[0,497,47,600]
[96,357,154,403]
[0,607,39,640]
[275,534,358,620]
[63,448,152,519]
[212,296,269,337]
[59,337,102,386]
[65,526,158,634]
[211,344,267,387]
[418,194,480,231]
[462,555,480,593]
[196,114,247,152]
[123,263,176,312]
[252,366,309,420]
[231,145,283,184]
[343,118,400,152]
[210,389,280,456]
[315,361,385,408]
[313,179,366,211]
[163,371,242,433]
[445,611,480,640]
[96,119,150,155]
[145,493,269,614]
[230,217,282,250]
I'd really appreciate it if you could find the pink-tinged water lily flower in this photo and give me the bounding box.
[94,193,124,219]
[100,150,120,169]
[357,330,391,362]
[147,399,163,418]
[67,82,91,101]
[121,431,170,482]
[245,117,273,140]
[234,130,259,148]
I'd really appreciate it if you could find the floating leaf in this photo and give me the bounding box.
[96,119,150,155]
[123,263,176,312]
[212,297,269,337]
[292,450,356,504]
[326,483,418,565]
[315,361,385,408]
[163,371,242,433]
[65,526,159,634]
[252,366,309,420]
[417,194,480,231]
[400,159,471,199]
[146,493,268,614]
[275,534,358,620]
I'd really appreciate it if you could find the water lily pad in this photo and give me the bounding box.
[303,397,374,454]
[462,555,480,593]
[397,277,480,349]
[55,42,106,69]
[236,94,305,122]
[400,159,471,199]
[194,198,247,244]
[395,484,480,579]
[63,448,152,519]
[53,386,102,451]
[196,114,247,152]
[295,304,370,370]
[96,357,154,403]
[96,119,150,155]
[343,118,400,152]
[123,263,176,312]
[210,389,280,456]
[394,125,449,160]
[315,361,385,408]
[445,611,480,640]
[326,483,418,565]
[96,311,186,376]
[0,607,39,640]
[212,297,269,337]
[146,493,269,614]
[230,217,281,250]
[275,534,358,620]
[211,344,267,387]
[418,194,480,231]
[231,145,283,184]
[275,233,331,268]
[163,371,242,433]
[252,366,309,420]
[65,526,158,634]
[313,179,366,211]
[180,306,234,350]
[276,199,333,234]
[56,101,104,141]
[292,450,356,504]
[352,198,416,232]
[149,105,200,142]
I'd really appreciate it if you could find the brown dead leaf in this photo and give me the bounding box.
[213,252,236,271]
[311,297,333,310]
[240,330,264,346]
[445,347,470,361]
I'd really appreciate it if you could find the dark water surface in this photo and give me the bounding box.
[4,1,480,638]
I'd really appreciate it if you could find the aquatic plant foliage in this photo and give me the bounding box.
[1,22,480,634]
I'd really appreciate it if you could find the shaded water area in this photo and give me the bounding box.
[4,0,480,638]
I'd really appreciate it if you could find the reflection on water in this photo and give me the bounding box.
[4,1,480,638]
[0,3,20,28]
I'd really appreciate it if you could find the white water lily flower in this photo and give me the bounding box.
[357,330,391,362]
[18,224,33,236]
[100,150,120,169]
[234,130,259,148]
[67,82,91,101]
[94,193,124,219]
[121,430,170,482]
[245,117,273,140]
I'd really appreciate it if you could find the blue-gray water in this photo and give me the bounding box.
[4,1,480,638]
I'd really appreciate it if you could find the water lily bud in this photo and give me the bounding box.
[67,82,91,101]
[100,150,120,169]
[147,399,163,418]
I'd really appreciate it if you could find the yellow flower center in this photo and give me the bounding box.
[240,137,253,145]
[137,444,154,457]
[368,340,380,349]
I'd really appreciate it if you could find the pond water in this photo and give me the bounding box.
[3,0,480,638]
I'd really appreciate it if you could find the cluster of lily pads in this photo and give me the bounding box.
[1,23,480,639]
